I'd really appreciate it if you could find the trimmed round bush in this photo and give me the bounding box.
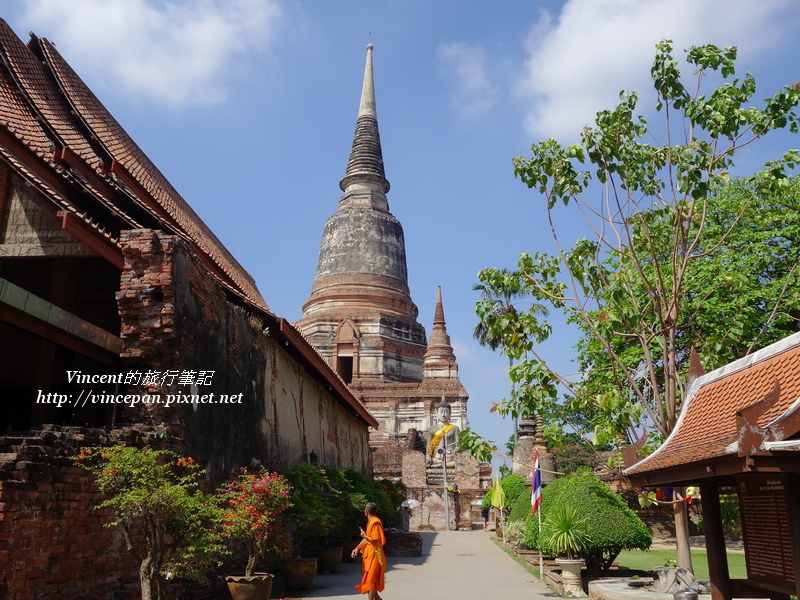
[511,475,651,576]
[550,476,651,575]
[501,474,527,508]
[507,486,532,522]
[482,473,527,510]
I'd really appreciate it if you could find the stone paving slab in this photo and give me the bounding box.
[287,529,559,600]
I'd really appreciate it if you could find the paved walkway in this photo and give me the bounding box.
[287,529,559,600]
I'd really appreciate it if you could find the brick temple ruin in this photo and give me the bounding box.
[0,21,377,599]
[0,24,492,598]
[296,44,491,531]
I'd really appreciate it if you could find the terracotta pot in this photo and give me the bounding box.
[316,547,343,573]
[280,557,318,589]
[224,573,274,600]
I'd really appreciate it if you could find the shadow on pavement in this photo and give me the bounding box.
[287,531,437,598]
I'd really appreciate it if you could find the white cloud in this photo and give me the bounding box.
[19,0,282,108]
[437,41,498,120]
[517,0,798,140]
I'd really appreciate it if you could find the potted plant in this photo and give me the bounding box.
[281,463,340,588]
[219,467,293,599]
[74,446,223,600]
[541,505,589,598]
[314,467,360,573]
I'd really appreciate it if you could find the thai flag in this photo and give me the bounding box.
[531,449,542,517]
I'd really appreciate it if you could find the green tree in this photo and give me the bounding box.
[74,447,223,600]
[460,40,800,570]
[473,269,548,444]
[571,174,800,444]
[659,174,800,365]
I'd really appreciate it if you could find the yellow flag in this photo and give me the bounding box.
[490,472,505,509]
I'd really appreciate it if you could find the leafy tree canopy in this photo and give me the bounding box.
[461,40,800,460]
[461,40,800,570]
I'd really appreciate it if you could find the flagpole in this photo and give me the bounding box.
[538,504,543,580]
[531,449,543,580]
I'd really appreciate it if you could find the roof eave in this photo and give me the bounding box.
[627,450,800,487]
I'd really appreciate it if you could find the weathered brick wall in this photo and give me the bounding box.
[401,449,426,488]
[0,426,157,600]
[117,229,179,366]
[0,230,374,599]
[384,531,423,557]
[372,440,405,480]
[115,229,372,483]
[116,229,182,427]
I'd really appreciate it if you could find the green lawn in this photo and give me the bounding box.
[495,539,749,583]
[616,548,747,581]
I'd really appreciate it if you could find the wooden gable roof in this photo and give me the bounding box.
[626,332,800,486]
[0,20,382,429]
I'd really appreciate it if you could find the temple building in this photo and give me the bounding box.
[296,44,491,529]
[0,21,376,598]
[625,333,800,600]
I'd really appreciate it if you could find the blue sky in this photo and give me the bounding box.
[6,1,800,467]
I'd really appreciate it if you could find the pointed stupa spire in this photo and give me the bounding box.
[423,286,458,378]
[297,43,426,382]
[339,43,390,205]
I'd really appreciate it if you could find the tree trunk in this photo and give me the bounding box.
[246,541,258,577]
[672,488,693,572]
[139,554,155,600]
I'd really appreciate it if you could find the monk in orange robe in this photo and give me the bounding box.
[352,502,386,599]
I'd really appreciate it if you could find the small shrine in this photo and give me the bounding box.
[626,333,800,600]
[512,417,556,485]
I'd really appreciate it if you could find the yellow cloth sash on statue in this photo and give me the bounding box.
[429,423,455,457]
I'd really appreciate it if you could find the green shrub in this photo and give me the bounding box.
[285,463,341,554]
[539,476,651,576]
[523,515,539,549]
[500,474,527,508]
[340,469,398,528]
[376,478,407,527]
[507,486,532,523]
[326,468,406,535]
[481,474,526,511]
[504,519,530,549]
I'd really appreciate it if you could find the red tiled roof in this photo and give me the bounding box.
[627,333,800,479]
[0,19,268,312]
[0,21,380,427]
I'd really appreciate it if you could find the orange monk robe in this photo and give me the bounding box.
[355,515,386,594]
